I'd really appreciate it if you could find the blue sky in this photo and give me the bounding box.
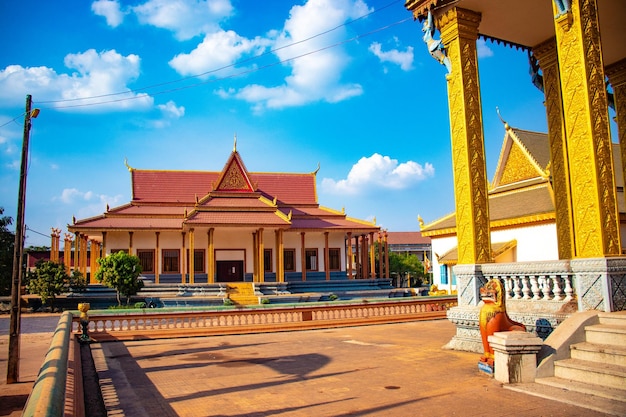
[0,0,556,248]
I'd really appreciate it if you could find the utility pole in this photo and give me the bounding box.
[7,94,38,384]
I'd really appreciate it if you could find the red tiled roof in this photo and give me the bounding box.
[386,231,431,245]
[132,170,317,205]
[185,211,289,226]
[72,216,183,230]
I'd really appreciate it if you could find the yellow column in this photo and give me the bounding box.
[324,232,330,281]
[354,235,360,278]
[181,232,186,283]
[370,232,376,278]
[101,231,107,259]
[63,234,73,273]
[533,38,575,260]
[275,229,284,283]
[50,229,57,262]
[252,232,258,282]
[300,232,306,281]
[377,233,383,278]
[346,232,353,279]
[74,232,80,275]
[606,59,626,212]
[384,231,389,279]
[81,235,88,279]
[553,0,620,257]
[438,7,491,264]
[207,229,214,283]
[189,228,195,284]
[258,228,264,283]
[155,232,160,284]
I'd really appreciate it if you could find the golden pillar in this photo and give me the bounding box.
[533,38,575,260]
[438,7,491,264]
[258,228,264,283]
[181,232,186,283]
[101,231,107,259]
[369,232,375,278]
[606,59,626,213]
[553,0,620,257]
[346,232,353,279]
[155,232,160,284]
[74,232,80,274]
[63,234,73,273]
[354,235,360,278]
[252,231,258,282]
[324,232,330,281]
[275,229,284,283]
[361,235,369,279]
[300,232,306,281]
[207,229,214,284]
[377,233,383,278]
[384,230,391,278]
[188,228,195,284]
[128,231,133,255]
[81,234,88,278]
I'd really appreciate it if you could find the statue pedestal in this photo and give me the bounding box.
[488,331,543,383]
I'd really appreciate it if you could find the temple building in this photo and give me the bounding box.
[65,142,384,284]
[421,122,626,294]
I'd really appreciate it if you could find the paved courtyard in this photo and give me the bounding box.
[91,319,604,417]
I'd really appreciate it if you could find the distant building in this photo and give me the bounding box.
[66,143,385,284]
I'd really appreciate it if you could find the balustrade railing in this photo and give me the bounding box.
[72,297,457,341]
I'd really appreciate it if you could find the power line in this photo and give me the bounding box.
[42,16,412,110]
[34,1,405,108]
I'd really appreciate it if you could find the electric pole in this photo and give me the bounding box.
[7,94,38,383]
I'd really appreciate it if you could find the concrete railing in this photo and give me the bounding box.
[71,297,458,342]
[22,311,74,417]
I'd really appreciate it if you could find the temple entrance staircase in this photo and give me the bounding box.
[509,312,626,416]
[226,283,261,306]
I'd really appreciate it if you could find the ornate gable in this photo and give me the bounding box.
[214,149,255,192]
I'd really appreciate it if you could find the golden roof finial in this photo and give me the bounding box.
[418,215,424,228]
[124,158,134,172]
[496,106,510,130]
[233,133,237,152]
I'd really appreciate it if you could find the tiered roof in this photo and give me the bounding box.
[69,147,378,236]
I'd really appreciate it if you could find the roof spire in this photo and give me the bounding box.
[233,133,237,152]
[496,106,510,130]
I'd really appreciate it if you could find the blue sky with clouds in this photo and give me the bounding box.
[0,0,558,247]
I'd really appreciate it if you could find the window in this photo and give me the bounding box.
[186,249,205,273]
[162,249,180,273]
[306,249,318,271]
[284,249,296,272]
[328,248,340,271]
[440,264,448,285]
[137,249,154,273]
[264,249,272,272]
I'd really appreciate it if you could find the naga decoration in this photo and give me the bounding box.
[478,279,526,365]
[422,10,452,73]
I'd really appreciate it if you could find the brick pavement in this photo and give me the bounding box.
[91,319,605,417]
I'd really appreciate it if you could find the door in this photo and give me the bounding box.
[216,260,244,282]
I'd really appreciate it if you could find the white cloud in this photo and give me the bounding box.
[321,153,435,195]
[369,42,414,71]
[158,100,185,118]
[0,50,153,111]
[219,0,371,111]
[477,39,494,58]
[57,188,124,219]
[133,0,234,40]
[92,0,126,27]
[169,30,268,77]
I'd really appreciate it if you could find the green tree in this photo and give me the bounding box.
[389,252,425,288]
[26,260,85,311]
[95,251,144,306]
[0,208,15,296]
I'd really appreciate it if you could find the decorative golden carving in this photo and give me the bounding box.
[218,163,248,190]
[533,37,574,260]
[554,0,620,257]
[438,8,491,264]
[498,142,541,186]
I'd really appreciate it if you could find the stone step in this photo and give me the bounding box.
[599,311,626,327]
[506,379,626,416]
[571,341,626,367]
[227,295,259,306]
[585,324,626,347]
[554,358,626,391]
